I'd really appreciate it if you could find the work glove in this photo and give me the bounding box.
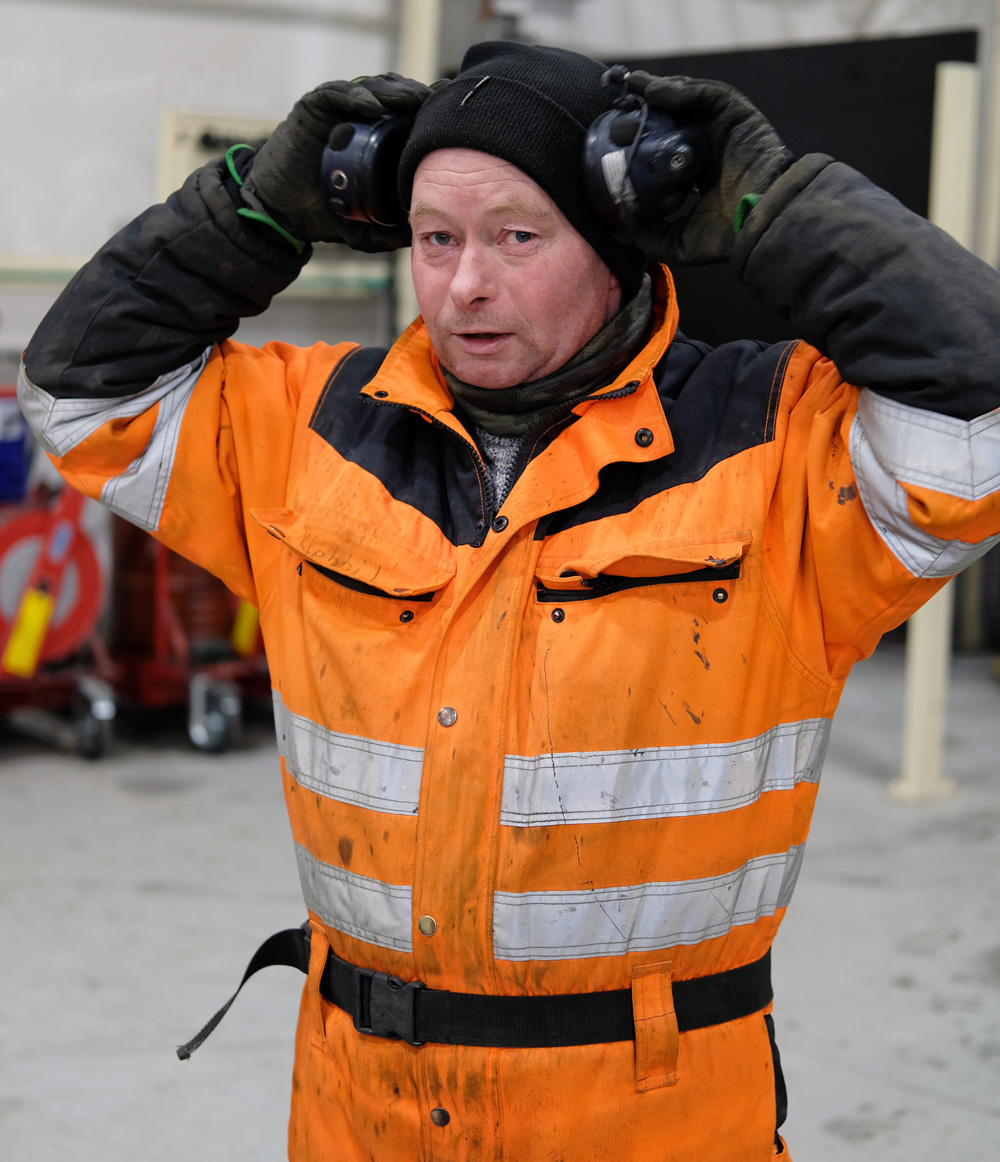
[620,72,795,265]
[240,74,435,252]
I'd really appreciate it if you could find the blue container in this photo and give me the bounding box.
[0,391,31,503]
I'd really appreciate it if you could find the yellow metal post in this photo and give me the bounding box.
[889,61,979,803]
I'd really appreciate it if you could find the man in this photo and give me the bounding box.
[18,39,1000,1162]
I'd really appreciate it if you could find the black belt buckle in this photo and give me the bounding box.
[352,967,426,1046]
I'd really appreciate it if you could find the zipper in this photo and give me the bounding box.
[307,561,435,601]
[535,561,741,602]
[366,395,493,545]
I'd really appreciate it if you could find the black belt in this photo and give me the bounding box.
[177,923,772,1059]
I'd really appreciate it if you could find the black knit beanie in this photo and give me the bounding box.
[397,41,648,301]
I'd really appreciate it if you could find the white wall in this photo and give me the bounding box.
[2,0,391,253]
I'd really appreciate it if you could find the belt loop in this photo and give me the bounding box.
[305,920,330,1034]
[631,960,679,1092]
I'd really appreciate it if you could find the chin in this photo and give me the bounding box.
[444,358,524,391]
[465,372,522,390]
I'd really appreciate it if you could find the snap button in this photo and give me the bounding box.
[418,915,437,937]
[551,608,565,623]
[491,515,509,533]
[430,1107,450,1127]
[712,588,729,604]
[399,610,414,623]
[635,428,654,447]
[437,706,457,727]
[373,389,389,398]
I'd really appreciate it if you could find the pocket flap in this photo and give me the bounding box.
[536,533,751,588]
[251,505,455,597]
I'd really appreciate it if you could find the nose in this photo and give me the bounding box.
[448,238,495,308]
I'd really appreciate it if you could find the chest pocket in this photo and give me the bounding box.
[252,504,456,617]
[534,532,751,602]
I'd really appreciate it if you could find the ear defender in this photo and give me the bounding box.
[321,66,709,230]
[582,66,710,225]
[320,114,413,226]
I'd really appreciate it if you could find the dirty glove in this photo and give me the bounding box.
[620,73,795,265]
[240,74,435,251]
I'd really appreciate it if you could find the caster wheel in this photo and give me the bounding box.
[73,708,110,759]
[72,676,116,759]
[188,674,242,753]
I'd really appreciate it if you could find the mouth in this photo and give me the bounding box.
[453,331,513,354]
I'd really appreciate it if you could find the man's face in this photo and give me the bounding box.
[409,149,622,390]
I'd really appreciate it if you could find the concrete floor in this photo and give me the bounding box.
[0,641,998,1161]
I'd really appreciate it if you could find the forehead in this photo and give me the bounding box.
[409,148,558,218]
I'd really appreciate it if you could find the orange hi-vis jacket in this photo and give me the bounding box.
[19,156,1000,1160]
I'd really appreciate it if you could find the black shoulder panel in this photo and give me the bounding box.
[308,346,489,547]
[309,337,794,547]
[538,336,796,537]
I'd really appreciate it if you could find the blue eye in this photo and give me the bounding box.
[431,232,451,246]
[513,230,533,243]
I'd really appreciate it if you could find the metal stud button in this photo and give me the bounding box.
[712,588,729,604]
[437,706,457,727]
[634,428,654,447]
[418,915,437,937]
[430,1107,450,1127]
[551,608,565,623]
[373,389,389,398]
[491,515,509,533]
[399,610,414,623]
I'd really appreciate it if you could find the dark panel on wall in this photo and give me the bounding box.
[625,32,978,347]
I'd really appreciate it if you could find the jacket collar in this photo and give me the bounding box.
[359,265,680,521]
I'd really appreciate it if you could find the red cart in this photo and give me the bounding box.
[0,483,118,757]
[109,517,269,752]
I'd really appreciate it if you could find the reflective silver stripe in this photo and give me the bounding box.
[493,845,803,961]
[17,353,209,533]
[273,692,422,815]
[17,351,209,457]
[296,843,413,953]
[851,389,1000,578]
[100,358,207,531]
[500,719,829,827]
[856,388,1000,500]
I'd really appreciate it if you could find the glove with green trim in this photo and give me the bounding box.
[620,72,795,265]
[240,74,437,252]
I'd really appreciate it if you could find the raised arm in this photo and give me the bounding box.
[23,73,430,400]
[623,71,1000,420]
[18,76,432,596]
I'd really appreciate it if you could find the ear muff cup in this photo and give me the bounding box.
[321,114,414,227]
[583,107,710,225]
